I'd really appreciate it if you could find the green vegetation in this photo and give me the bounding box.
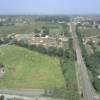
[0,42,79,99]
[0,45,65,89]
[33,28,40,33]
[0,21,65,37]
[49,39,80,100]
[0,16,80,99]
[77,26,100,93]
[0,63,5,68]
[0,95,4,100]
[43,60,80,100]
[34,16,70,22]
[79,27,100,37]
[13,40,68,57]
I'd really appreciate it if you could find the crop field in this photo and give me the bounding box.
[0,21,63,37]
[0,45,65,89]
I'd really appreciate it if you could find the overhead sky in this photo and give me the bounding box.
[0,0,100,15]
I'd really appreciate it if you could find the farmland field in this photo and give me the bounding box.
[0,45,65,89]
[0,21,63,37]
[79,27,100,37]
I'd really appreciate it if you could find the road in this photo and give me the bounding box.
[0,89,45,97]
[70,22,99,100]
[0,32,99,99]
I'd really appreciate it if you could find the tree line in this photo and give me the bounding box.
[76,26,100,92]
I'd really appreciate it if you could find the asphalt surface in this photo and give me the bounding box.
[0,89,45,97]
[70,22,99,100]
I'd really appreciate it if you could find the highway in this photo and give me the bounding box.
[70,22,99,100]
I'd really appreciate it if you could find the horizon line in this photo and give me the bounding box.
[0,13,100,16]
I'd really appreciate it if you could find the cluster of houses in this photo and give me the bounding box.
[29,34,68,47]
[83,36,100,45]
[14,32,69,48]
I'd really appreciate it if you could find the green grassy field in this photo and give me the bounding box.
[0,21,62,37]
[0,45,65,89]
[52,61,80,100]
[62,60,78,92]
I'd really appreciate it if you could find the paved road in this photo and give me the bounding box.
[0,89,45,97]
[70,22,99,100]
[0,93,63,100]
[0,33,99,99]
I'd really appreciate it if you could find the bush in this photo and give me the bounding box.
[0,95,4,100]
[0,64,5,68]
[76,26,100,92]
[93,79,100,92]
